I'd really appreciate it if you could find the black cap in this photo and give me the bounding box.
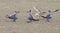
[48,10,51,12]
[29,10,31,12]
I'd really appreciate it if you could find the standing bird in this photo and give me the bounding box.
[41,10,52,22]
[27,10,39,23]
[6,11,19,22]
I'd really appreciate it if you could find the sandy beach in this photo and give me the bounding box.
[0,0,60,33]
